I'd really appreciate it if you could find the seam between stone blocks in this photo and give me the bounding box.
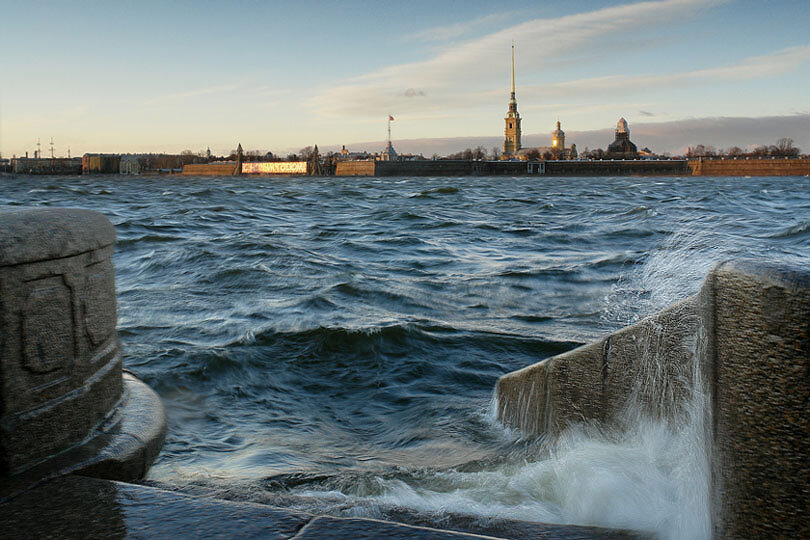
[602,336,611,425]
[2,243,116,270]
[288,515,320,539]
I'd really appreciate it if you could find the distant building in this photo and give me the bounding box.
[120,154,144,175]
[12,157,82,175]
[82,154,121,174]
[338,146,371,161]
[606,118,638,159]
[503,44,521,157]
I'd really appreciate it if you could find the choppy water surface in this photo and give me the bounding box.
[4,174,808,538]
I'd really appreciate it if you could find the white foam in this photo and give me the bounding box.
[298,226,718,539]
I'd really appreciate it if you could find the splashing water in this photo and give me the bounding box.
[11,176,805,538]
[275,226,717,540]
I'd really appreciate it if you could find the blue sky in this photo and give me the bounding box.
[1,0,808,156]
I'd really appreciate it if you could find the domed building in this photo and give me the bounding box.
[606,118,638,159]
[551,120,565,152]
[518,120,577,160]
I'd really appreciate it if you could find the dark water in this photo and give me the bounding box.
[3,174,808,537]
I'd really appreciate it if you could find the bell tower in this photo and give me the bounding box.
[503,43,521,156]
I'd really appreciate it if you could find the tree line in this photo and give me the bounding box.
[686,138,801,158]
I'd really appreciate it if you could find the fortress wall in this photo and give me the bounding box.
[688,157,810,176]
[335,160,376,176]
[495,261,810,539]
[182,163,238,176]
[544,160,689,176]
[374,160,475,176]
[335,159,688,177]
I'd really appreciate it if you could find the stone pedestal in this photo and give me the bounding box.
[0,207,165,490]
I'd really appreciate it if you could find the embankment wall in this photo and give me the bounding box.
[688,157,810,176]
[495,261,809,539]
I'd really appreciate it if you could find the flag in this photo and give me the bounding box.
[389,115,394,121]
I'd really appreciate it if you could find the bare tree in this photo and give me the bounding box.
[687,144,716,158]
[751,145,769,157]
[775,138,799,157]
[525,148,540,161]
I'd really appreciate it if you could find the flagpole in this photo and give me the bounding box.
[387,115,391,144]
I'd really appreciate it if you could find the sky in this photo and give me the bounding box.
[1,0,808,157]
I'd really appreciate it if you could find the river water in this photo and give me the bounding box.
[3,174,808,538]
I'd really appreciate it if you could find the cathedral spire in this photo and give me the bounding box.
[503,43,521,156]
[510,41,516,98]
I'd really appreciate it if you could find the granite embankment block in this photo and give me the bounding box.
[496,260,809,539]
[496,296,699,437]
[710,261,810,539]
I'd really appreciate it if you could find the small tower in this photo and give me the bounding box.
[503,43,521,156]
[551,120,565,151]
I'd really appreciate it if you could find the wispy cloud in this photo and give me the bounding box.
[309,0,729,118]
[528,45,810,98]
[405,12,516,42]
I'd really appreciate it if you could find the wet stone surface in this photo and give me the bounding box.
[0,475,650,539]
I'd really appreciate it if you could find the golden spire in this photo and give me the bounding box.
[510,41,515,97]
